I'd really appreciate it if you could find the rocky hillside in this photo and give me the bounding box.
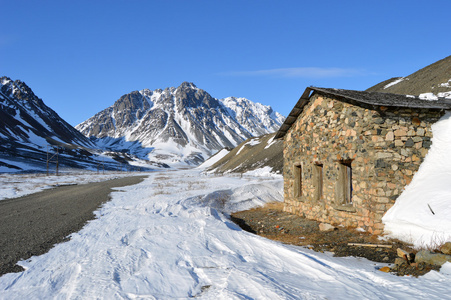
[205,132,283,175]
[76,82,284,166]
[366,55,451,99]
[0,77,163,172]
[0,77,94,149]
[0,77,99,171]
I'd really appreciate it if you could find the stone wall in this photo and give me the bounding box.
[283,94,445,235]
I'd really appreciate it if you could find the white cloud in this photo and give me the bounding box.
[220,67,366,78]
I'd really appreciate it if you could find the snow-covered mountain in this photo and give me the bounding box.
[0,76,94,149]
[0,77,100,171]
[76,82,285,166]
[0,77,163,172]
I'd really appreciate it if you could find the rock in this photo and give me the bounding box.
[440,242,451,255]
[415,250,451,266]
[319,223,335,232]
[397,248,410,259]
[394,257,407,266]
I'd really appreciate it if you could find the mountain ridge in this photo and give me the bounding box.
[76,82,285,166]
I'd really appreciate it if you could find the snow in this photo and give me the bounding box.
[419,93,439,101]
[438,91,451,99]
[418,91,451,101]
[265,136,277,149]
[384,77,406,89]
[383,111,451,248]
[0,171,138,201]
[196,149,230,169]
[243,166,279,177]
[235,138,260,156]
[439,79,451,88]
[1,169,451,299]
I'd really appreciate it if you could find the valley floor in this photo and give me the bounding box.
[1,170,451,299]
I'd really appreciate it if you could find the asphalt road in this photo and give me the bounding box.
[0,175,147,276]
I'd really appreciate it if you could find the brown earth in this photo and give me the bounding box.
[231,202,440,277]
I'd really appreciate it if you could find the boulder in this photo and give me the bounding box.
[394,257,407,266]
[415,250,451,266]
[319,223,336,232]
[397,248,409,259]
[440,242,451,255]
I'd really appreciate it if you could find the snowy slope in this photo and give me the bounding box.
[207,132,283,175]
[76,82,285,167]
[2,169,451,299]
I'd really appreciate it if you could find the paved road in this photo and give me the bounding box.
[0,175,147,276]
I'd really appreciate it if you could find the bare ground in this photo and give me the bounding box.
[230,202,440,277]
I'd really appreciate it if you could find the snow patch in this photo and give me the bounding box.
[384,77,406,89]
[196,149,230,170]
[419,93,439,101]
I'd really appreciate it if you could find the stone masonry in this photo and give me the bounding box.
[282,92,445,235]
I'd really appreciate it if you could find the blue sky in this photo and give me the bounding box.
[1,0,450,126]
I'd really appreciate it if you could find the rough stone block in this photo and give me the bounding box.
[319,223,336,232]
[415,250,451,266]
[440,242,451,255]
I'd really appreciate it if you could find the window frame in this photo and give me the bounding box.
[336,159,353,207]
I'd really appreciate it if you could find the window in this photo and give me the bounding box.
[336,161,352,205]
[313,163,323,201]
[294,164,302,197]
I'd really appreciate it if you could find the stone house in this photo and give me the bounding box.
[275,87,451,235]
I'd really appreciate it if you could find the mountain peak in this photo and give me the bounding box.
[179,82,197,89]
[77,83,285,167]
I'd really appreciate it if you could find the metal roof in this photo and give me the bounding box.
[274,87,451,139]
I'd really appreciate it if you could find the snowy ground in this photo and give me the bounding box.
[1,169,451,299]
[0,171,142,201]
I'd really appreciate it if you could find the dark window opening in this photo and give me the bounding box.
[314,163,323,201]
[294,164,302,197]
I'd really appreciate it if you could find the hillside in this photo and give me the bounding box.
[0,77,99,172]
[366,55,451,99]
[205,132,283,175]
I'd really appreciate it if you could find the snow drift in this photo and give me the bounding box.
[383,111,451,248]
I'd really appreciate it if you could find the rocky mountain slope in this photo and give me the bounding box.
[0,77,94,149]
[366,55,451,99]
[76,82,284,166]
[0,77,97,171]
